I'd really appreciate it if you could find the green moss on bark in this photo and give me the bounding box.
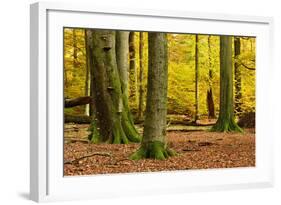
[87,30,141,144]
[211,118,243,132]
[129,141,177,160]
[211,36,243,133]
[88,119,101,143]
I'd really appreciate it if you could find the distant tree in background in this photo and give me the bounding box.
[194,34,200,121]
[234,37,242,117]
[138,32,145,119]
[206,35,215,119]
[129,32,138,108]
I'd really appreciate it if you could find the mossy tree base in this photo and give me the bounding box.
[211,118,243,132]
[129,141,177,160]
[88,116,141,144]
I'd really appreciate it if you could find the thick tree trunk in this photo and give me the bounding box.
[194,35,199,121]
[130,33,176,160]
[138,32,145,119]
[211,36,242,132]
[234,37,242,117]
[207,35,215,118]
[129,32,138,106]
[88,30,140,144]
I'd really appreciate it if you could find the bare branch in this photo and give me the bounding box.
[64,152,112,165]
[238,61,256,70]
[234,57,256,71]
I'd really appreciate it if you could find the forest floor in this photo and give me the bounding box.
[64,123,255,176]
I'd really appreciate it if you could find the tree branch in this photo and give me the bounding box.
[64,152,112,165]
[235,57,256,71]
[239,61,256,70]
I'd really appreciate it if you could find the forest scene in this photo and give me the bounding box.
[63,28,256,176]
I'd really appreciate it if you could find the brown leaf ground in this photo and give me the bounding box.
[64,124,255,176]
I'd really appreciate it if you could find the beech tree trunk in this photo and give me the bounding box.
[116,31,129,97]
[85,29,95,116]
[211,36,242,132]
[88,30,141,143]
[207,35,215,118]
[234,37,242,117]
[130,33,176,160]
[129,32,138,106]
[72,29,78,69]
[194,35,199,121]
[84,29,91,116]
[138,32,145,119]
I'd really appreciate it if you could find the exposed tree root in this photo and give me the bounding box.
[211,119,243,132]
[129,141,177,160]
[88,118,141,144]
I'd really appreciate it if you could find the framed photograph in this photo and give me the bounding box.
[30,2,274,202]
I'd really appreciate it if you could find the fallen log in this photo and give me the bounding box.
[64,96,92,108]
[64,114,92,124]
[134,118,215,126]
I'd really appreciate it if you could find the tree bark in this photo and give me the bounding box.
[129,32,138,106]
[194,35,199,121]
[234,37,242,117]
[130,33,176,160]
[72,29,78,69]
[88,30,141,144]
[84,29,91,116]
[84,29,95,116]
[138,32,145,119]
[116,31,130,97]
[211,36,242,132]
[207,35,215,118]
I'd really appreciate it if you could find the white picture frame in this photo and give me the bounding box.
[30,1,274,202]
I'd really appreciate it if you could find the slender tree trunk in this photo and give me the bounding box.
[194,35,199,121]
[138,32,145,119]
[73,29,78,69]
[130,33,176,160]
[129,32,138,106]
[211,36,242,132]
[84,30,91,116]
[88,30,141,144]
[116,31,129,97]
[234,37,242,117]
[85,29,95,117]
[64,68,68,92]
[207,35,215,118]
